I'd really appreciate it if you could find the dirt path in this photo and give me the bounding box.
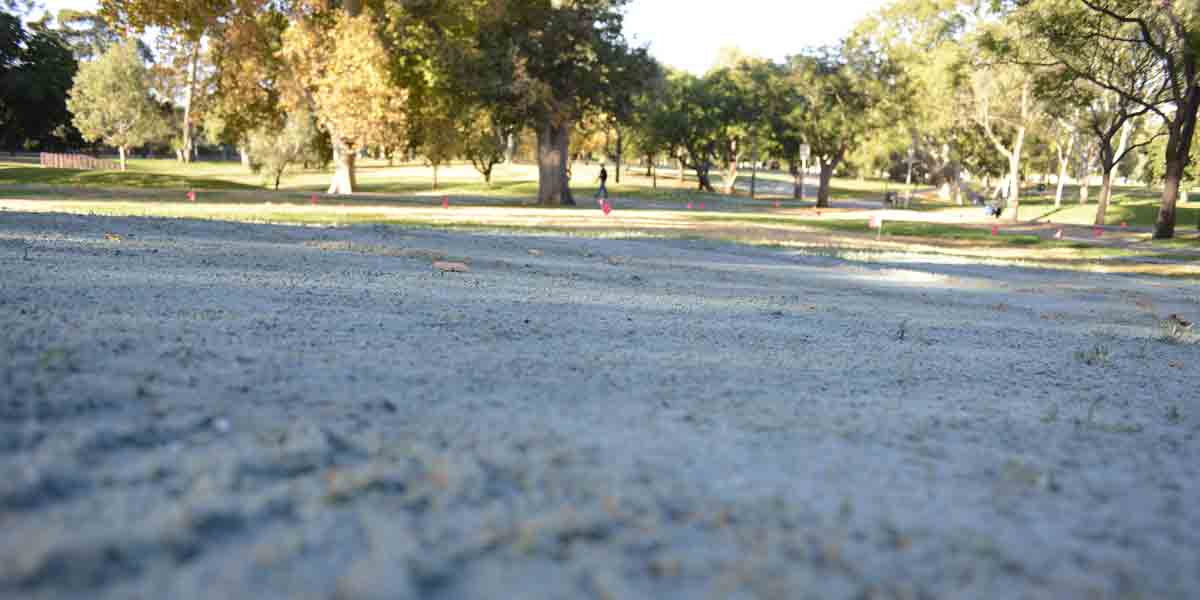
[2,210,1198,599]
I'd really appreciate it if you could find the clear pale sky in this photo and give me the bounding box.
[38,0,890,73]
[622,0,890,73]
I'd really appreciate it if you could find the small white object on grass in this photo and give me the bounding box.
[213,418,230,433]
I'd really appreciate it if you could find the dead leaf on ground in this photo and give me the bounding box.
[433,261,470,273]
[104,232,122,242]
[527,249,543,257]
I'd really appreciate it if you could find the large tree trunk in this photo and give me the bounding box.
[1157,91,1200,238]
[118,146,127,171]
[1078,146,1092,204]
[790,162,801,199]
[614,127,622,184]
[1054,134,1074,209]
[816,161,835,208]
[723,139,738,195]
[328,141,356,195]
[180,42,199,164]
[1055,154,1069,209]
[1159,159,1184,239]
[645,154,652,177]
[1005,127,1025,223]
[536,120,574,206]
[432,163,439,190]
[1095,170,1113,226]
[749,133,758,199]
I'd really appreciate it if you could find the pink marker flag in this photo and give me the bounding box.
[774,200,780,208]
[442,196,449,209]
[1120,222,1127,228]
[1093,227,1103,238]
[311,193,318,205]
[687,202,693,209]
[991,225,998,236]
[1054,228,1063,240]
[869,214,882,229]
[187,190,196,202]
[698,202,705,210]
[602,201,612,216]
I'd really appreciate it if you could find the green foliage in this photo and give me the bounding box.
[246,110,320,190]
[67,40,169,165]
[1,12,80,151]
[659,71,730,191]
[53,9,121,61]
[204,9,288,146]
[786,42,906,205]
[459,108,510,184]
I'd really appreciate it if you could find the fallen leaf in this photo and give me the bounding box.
[433,261,470,273]
[104,232,122,242]
[527,249,543,257]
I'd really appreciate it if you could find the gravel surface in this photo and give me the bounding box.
[2,210,1198,600]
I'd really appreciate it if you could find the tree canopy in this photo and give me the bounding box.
[66,40,168,169]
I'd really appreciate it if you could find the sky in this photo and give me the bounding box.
[37,0,890,73]
[622,0,890,73]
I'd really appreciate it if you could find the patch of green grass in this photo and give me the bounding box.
[0,165,255,190]
[687,214,1045,245]
[1014,190,1200,229]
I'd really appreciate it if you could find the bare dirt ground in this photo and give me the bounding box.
[1,210,1198,600]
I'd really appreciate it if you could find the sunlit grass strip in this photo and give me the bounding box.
[5,198,1195,279]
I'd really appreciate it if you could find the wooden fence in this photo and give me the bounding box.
[39,153,119,170]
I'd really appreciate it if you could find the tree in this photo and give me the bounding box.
[853,0,978,205]
[624,62,674,188]
[245,109,319,190]
[663,71,726,192]
[706,63,758,196]
[1044,113,1078,208]
[472,0,652,206]
[66,40,167,169]
[1011,0,1200,237]
[99,0,222,165]
[761,60,809,198]
[788,42,902,208]
[280,8,407,195]
[1,13,79,152]
[460,108,512,185]
[968,62,1035,220]
[411,108,460,191]
[54,9,121,61]
[204,8,288,168]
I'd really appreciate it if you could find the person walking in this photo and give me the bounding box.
[595,165,609,200]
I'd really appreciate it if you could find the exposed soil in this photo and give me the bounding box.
[2,210,1198,599]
